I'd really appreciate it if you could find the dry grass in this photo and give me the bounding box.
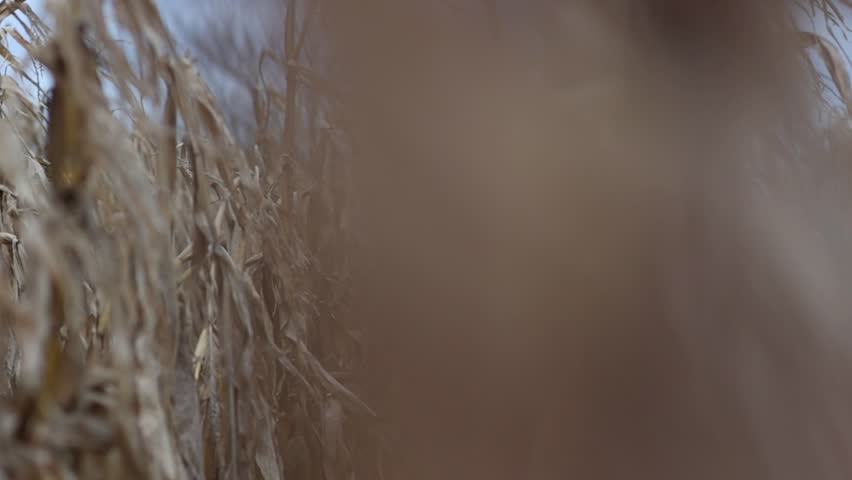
[0,0,375,479]
[0,0,851,479]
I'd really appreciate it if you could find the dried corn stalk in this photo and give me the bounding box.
[0,0,376,479]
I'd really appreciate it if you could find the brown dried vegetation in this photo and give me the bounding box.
[0,1,851,480]
[0,0,370,478]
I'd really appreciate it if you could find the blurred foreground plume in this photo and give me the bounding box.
[326,0,852,479]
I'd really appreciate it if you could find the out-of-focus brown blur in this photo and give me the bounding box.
[321,1,852,479]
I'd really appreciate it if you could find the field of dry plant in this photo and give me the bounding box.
[1,0,852,479]
[0,0,378,478]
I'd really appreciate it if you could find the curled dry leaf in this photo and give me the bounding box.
[802,31,852,111]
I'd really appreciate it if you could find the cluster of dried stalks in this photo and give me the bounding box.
[0,0,373,479]
[2,0,852,479]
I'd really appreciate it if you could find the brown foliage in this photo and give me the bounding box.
[0,1,852,480]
